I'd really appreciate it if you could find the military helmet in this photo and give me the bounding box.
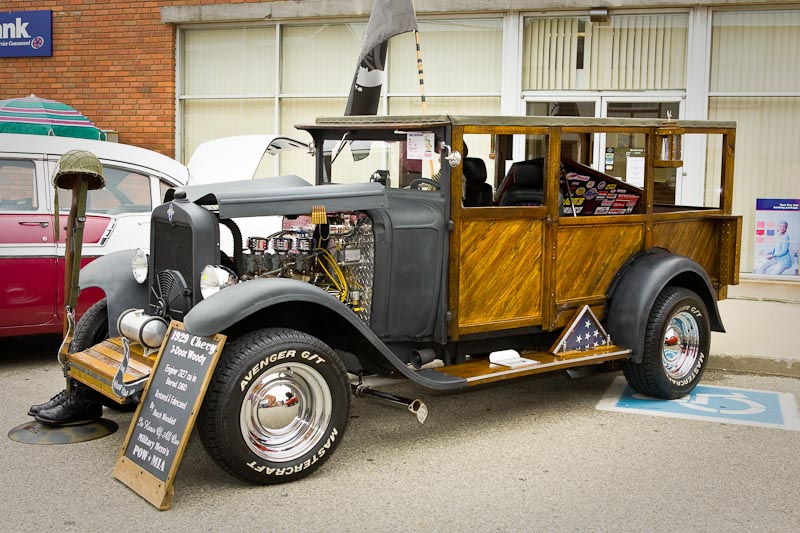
[53,149,105,190]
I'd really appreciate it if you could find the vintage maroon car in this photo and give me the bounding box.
[0,133,188,337]
[0,133,307,338]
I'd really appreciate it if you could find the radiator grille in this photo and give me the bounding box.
[150,220,194,315]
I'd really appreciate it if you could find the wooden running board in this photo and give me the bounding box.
[67,337,156,403]
[433,345,631,387]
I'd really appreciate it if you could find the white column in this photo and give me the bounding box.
[681,7,712,206]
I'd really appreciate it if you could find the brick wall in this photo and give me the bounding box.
[0,1,267,157]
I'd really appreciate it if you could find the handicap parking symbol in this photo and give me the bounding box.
[596,376,800,431]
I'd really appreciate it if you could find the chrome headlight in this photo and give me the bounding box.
[132,248,148,284]
[200,264,238,299]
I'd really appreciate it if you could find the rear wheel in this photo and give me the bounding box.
[198,328,350,485]
[623,287,710,399]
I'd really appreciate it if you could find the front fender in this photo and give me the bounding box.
[79,249,148,336]
[184,278,354,337]
[606,248,724,363]
[184,278,466,391]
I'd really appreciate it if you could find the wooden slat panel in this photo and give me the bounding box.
[69,350,144,382]
[554,303,607,330]
[543,128,561,330]
[652,218,719,277]
[90,340,154,374]
[458,218,544,330]
[448,126,465,340]
[555,224,644,302]
[723,215,742,285]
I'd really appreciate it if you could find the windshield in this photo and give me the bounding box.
[322,131,443,190]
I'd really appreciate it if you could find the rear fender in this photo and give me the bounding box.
[79,249,147,336]
[605,248,724,363]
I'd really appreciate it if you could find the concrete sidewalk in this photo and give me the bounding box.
[710,278,800,377]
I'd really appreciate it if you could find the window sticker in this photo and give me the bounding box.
[406,132,435,160]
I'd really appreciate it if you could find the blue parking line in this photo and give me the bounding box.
[596,376,800,431]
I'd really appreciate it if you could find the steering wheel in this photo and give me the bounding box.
[409,178,441,191]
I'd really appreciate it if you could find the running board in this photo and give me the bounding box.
[431,345,631,387]
[67,337,155,403]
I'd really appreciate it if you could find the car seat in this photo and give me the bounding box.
[498,159,544,206]
[462,157,493,207]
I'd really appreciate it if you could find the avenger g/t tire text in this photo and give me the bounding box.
[198,327,350,484]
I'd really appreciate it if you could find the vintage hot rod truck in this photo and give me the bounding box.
[63,115,740,484]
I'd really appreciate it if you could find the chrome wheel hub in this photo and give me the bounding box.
[662,310,701,380]
[240,363,332,463]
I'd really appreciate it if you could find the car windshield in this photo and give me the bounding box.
[322,132,443,189]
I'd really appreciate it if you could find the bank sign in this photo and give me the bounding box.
[0,10,52,58]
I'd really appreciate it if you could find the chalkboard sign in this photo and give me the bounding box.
[113,321,225,510]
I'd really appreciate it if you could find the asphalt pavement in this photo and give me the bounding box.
[1,334,798,532]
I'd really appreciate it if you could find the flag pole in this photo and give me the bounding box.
[414,29,427,114]
[413,28,437,178]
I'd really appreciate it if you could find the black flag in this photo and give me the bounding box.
[345,0,417,116]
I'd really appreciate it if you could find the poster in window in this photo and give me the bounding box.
[753,199,800,277]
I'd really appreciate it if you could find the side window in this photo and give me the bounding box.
[495,133,548,207]
[521,130,644,217]
[465,132,548,208]
[58,166,152,214]
[0,159,37,210]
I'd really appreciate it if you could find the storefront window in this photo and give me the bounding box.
[180,18,503,173]
[182,99,275,167]
[281,25,363,95]
[711,11,800,93]
[388,19,502,94]
[182,27,275,95]
[522,14,688,91]
[710,11,800,272]
[180,27,276,160]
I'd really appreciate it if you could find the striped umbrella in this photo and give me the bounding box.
[0,94,106,140]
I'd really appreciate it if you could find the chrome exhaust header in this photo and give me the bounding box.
[351,384,428,424]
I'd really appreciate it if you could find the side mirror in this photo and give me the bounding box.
[440,142,462,168]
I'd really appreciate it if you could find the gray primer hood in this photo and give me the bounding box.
[167,176,389,218]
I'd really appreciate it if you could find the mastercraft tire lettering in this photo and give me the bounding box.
[623,287,710,399]
[198,328,350,484]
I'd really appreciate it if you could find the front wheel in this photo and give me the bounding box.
[70,298,109,352]
[198,328,350,485]
[622,287,710,399]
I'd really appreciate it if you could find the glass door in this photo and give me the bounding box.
[601,98,683,205]
[525,98,600,166]
[525,95,686,205]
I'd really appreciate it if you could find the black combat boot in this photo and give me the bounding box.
[35,383,102,426]
[28,389,70,417]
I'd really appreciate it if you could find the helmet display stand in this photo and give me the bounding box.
[8,150,118,444]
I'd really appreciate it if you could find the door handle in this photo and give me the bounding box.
[19,221,50,228]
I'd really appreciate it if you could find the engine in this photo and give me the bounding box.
[129,203,376,352]
[237,211,375,324]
